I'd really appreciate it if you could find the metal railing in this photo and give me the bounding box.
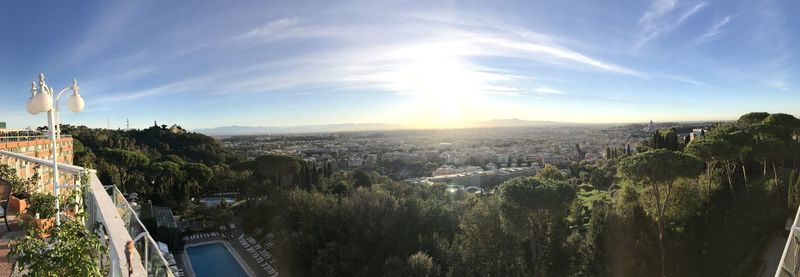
[776,206,800,276]
[0,134,71,143]
[0,150,171,277]
[106,185,174,276]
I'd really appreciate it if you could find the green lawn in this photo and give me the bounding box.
[577,184,611,210]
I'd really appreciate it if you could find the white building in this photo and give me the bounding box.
[690,128,705,141]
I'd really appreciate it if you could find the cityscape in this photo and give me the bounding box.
[1,1,800,277]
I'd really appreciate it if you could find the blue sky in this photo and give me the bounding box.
[0,0,798,129]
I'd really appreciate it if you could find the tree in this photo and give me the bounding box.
[755,138,786,197]
[685,138,737,202]
[382,256,407,277]
[723,131,754,196]
[179,162,213,210]
[407,251,440,277]
[99,148,150,192]
[454,197,528,276]
[576,200,610,275]
[652,129,679,150]
[183,162,213,188]
[311,242,367,277]
[233,154,311,189]
[536,164,564,181]
[790,173,800,211]
[617,149,703,277]
[158,154,185,164]
[738,112,770,125]
[763,113,800,140]
[352,170,372,188]
[498,177,575,276]
[147,161,185,203]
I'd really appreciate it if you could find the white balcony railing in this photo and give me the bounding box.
[106,185,174,276]
[777,207,800,276]
[0,134,71,143]
[0,150,173,277]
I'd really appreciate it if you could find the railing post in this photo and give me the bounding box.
[144,239,149,273]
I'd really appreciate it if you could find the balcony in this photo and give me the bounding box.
[777,207,800,276]
[0,150,173,277]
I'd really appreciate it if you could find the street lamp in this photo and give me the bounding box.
[26,73,85,226]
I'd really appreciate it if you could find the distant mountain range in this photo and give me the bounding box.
[193,123,402,136]
[193,119,578,136]
[473,119,573,128]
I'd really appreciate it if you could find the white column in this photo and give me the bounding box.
[48,109,61,226]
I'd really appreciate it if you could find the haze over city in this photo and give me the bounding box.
[1,0,797,130]
[5,1,800,277]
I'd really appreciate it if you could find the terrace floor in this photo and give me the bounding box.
[0,212,25,276]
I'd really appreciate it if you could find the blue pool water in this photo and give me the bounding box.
[187,243,249,277]
[199,197,236,207]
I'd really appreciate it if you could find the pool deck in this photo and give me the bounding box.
[183,240,257,277]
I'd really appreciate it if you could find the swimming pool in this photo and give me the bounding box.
[186,242,249,277]
[199,197,236,207]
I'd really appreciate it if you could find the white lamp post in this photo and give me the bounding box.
[26,73,85,226]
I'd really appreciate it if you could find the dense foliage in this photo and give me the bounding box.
[11,172,108,277]
[60,112,800,276]
[235,112,800,277]
[63,124,244,211]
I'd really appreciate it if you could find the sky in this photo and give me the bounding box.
[0,0,798,130]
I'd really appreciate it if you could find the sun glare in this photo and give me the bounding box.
[380,43,488,128]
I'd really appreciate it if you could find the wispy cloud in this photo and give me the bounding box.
[238,17,305,41]
[692,16,732,45]
[220,17,647,98]
[661,74,715,88]
[532,87,563,94]
[766,79,790,91]
[765,71,790,91]
[95,15,641,105]
[636,1,707,48]
[92,77,214,105]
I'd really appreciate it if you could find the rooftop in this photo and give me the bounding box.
[0,149,174,276]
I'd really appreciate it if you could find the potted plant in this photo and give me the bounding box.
[0,164,36,214]
[23,192,57,237]
[11,168,108,277]
[9,175,38,214]
[59,174,87,219]
[11,217,109,276]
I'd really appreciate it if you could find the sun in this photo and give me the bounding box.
[380,44,487,128]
